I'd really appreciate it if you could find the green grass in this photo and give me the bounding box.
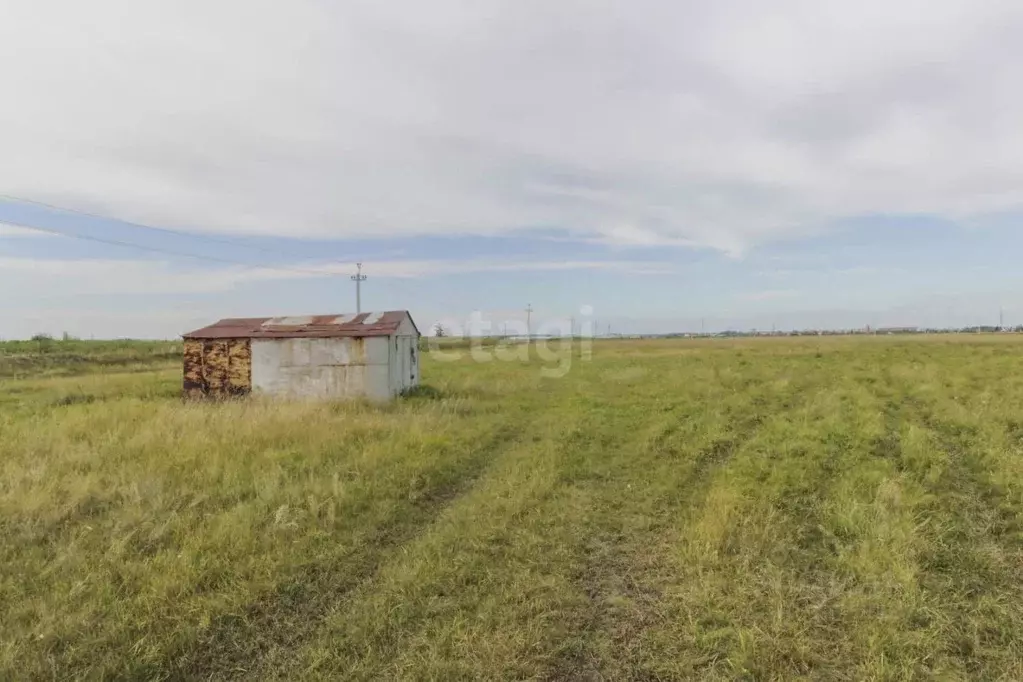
[0,338,181,379]
[3,335,1023,679]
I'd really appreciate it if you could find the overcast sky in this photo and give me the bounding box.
[4,1,1023,338]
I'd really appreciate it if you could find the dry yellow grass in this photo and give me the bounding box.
[2,335,1023,679]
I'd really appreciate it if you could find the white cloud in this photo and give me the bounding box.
[358,258,676,278]
[0,223,52,238]
[3,1,1023,253]
[0,255,672,338]
[0,308,210,341]
[738,289,800,302]
[0,256,673,297]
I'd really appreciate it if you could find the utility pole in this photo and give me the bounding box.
[1000,307,1005,330]
[351,263,367,314]
[570,316,576,338]
[526,303,533,337]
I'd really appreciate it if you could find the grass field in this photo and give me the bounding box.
[3,335,1023,680]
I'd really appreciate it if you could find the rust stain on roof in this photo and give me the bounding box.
[182,311,416,340]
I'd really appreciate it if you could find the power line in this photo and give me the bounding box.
[0,194,434,309]
[0,193,354,264]
[0,219,345,277]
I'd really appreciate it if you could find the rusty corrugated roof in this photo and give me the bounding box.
[182,311,418,339]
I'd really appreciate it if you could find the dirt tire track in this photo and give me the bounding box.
[542,402,771,682]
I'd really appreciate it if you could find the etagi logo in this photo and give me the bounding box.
[426,305,595,378]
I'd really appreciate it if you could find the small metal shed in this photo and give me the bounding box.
[181,311,420,400]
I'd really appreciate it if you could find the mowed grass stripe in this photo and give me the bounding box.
[880,355,1023,679]
[561,354,873,680]
[541,364,815,680]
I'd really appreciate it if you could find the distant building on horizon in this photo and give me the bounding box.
[875,326,919,335]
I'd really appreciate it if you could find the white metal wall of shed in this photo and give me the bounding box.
[395,315,418,337]
[251,337,392,400]
[388,312,420,395]
[387,334,420,395]
[388,336,399,395]
[403,335,420,388]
